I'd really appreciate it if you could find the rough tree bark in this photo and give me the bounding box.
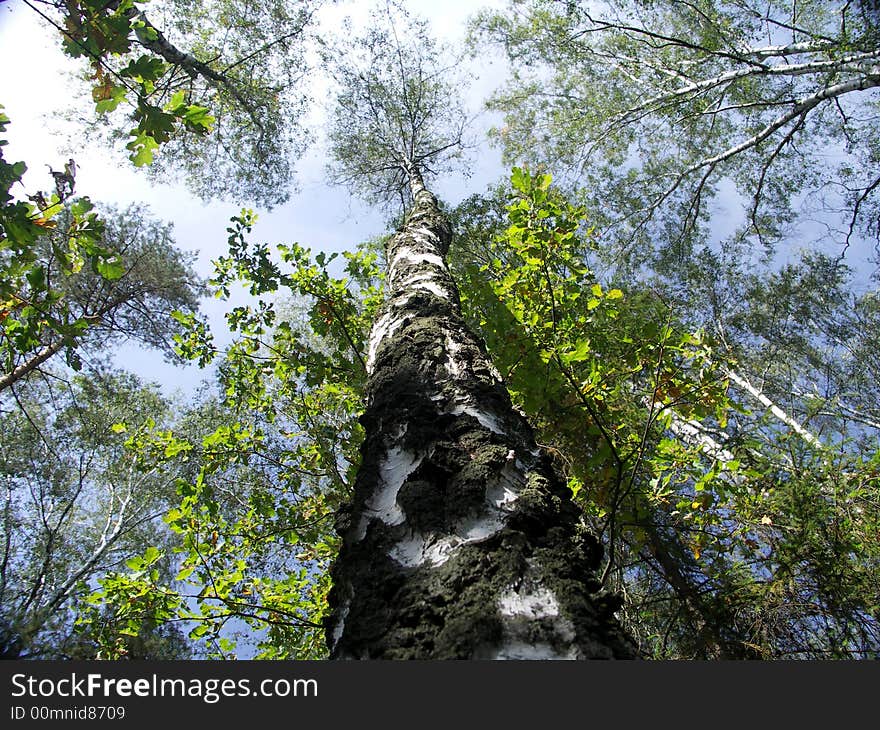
[326,168,638,659]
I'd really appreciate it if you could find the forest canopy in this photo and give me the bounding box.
[1,0,878,659]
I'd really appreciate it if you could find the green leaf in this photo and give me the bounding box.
[166,89,187,111]
[131,20,159,43]
[70,198,95,216]
[25,265,45,290]
[126,132,159,166]
[142,546,161,565]
[95,86,127,114]
[181,104,215,134]
[567,339,591,363]
[120,55,168,83]
[95,254,125,280]
[510,166,526,192]
[190,623,210,639]
[138,106,176,143]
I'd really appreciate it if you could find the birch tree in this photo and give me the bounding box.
[320,7,636,659]
[0,368,186,658]
[473,0,880,271]
[471,2,880,443]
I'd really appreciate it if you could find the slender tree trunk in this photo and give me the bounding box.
[724,369,824,450]
[326,171,637,659]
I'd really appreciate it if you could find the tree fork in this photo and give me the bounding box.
[326,171,638,659]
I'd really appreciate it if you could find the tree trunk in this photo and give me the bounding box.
[326,172,638,659]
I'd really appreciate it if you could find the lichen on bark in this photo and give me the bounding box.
[326,175,637,660]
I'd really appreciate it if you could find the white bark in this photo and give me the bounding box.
[725,369,825,450]
[625,49,880,117]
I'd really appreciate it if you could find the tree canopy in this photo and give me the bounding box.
[24,0,321,205]
[324,2,469,206]
[473,0,880,274]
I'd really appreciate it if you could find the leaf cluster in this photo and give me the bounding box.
[85,212,383,658]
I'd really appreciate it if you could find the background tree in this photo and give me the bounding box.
[0,367,188,658]
[24,0,321,205]
[2,198,204,392]
[83,217,384,659]
[1,107,203,658]
[324,8,469,209]
[473,0,880,272]
[446,171,880,659]
[470,0,880,440]
[2,0,347,658]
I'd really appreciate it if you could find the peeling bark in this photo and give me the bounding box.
[326,172,637,659]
